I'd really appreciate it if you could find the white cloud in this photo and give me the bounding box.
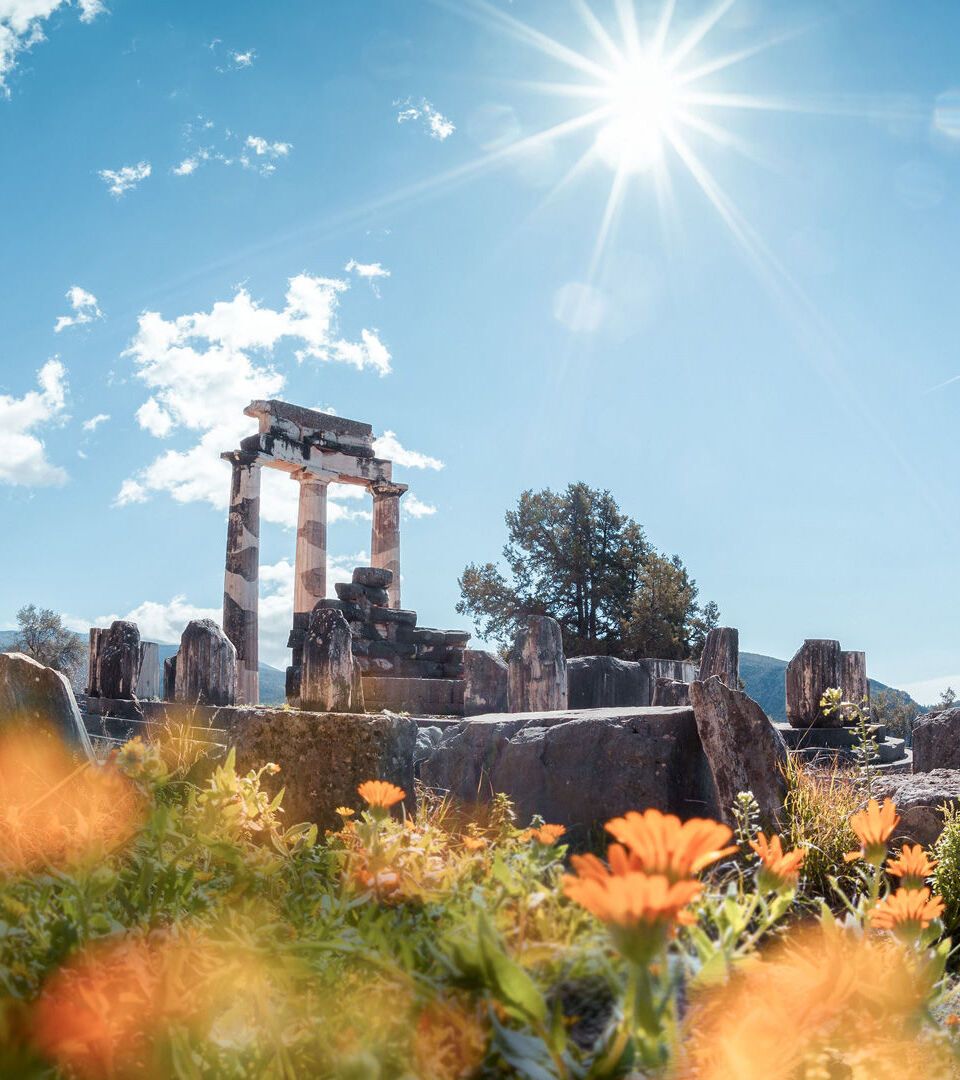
[99,161,151,197]
[230,49,254,69]
[345,259,391,297]
[172,126,291,179]
[82,412,109,431]
[54,285,103,332]
[117,274,393,521]
[373,430,444,470]
[172,149,210,176]
[0,0,106,94]
[245,135,291,158]
[396,97,455,141]
[0,358,68,486]
[404,493,437,518]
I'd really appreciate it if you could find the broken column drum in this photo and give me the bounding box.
[221,401,409,705]
[699,627,739,688]
[508,615,568,712]
[174,619,237,707]
[300,609,355,713]
[841,650,869,710]
[785,639,842,729]
[94,620,141,700]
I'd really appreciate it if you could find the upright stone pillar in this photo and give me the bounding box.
[465,649,509,716]
[175,620,237,707]
[87,627,109,696]
[301,609,355,713]
[136,641,161,699]
[841,650,869,711]
[699,627,739,688]
[222,451,261,705]
[508,615,568,713]
[785,639,842,729]
[370,481,408,609]
[293,472,331,615]
[98,620,141,699]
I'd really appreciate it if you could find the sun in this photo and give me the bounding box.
[596,52,681,173]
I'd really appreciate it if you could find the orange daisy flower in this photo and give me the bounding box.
[845,798,899,865]
[604,809,736,882]
[749,832,805,891]
[357,780,406,811]
[563,855,701,962]
[869,887,945,940]
[335,806,356,818]
[886,844,936,890]
[462,835,487,852]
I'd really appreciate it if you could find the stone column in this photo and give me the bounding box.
[841,650,869,710]
[222,451,261,706]
[785,639,842,729]
[370,481,407,609]
[293,472,332,615]
[698,627,739,688]
[508,615,568,712]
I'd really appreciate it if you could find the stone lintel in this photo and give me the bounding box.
[244,399,374,442]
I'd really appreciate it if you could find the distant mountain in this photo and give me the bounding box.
[740,651,920,721]
[1,630,287,706]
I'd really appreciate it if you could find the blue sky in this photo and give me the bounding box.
[1,0,959,702]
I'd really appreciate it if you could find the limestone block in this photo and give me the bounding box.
[785,639,842,728]
[353,566,394,589]
[698,627,739,687]
[873,769,960,848]
[230,708,416,830]
[913,708,960,772]
[567,656,652,710]
[690,677,788,826]
[301,609,355,713]
[651,678,690,707]
[175,619,237,707]
[508,616,567,713]
[464,650,509,716]
[422,706,719,843]
[0,652,94,759]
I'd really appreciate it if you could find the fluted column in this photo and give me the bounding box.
[294,471,331,615]
[370,481,407,609]
[222,451,260,705]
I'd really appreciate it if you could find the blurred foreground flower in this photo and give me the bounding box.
[0,729,142,872]
[846,797,900,865]
[605,809,735,881]
[680,925,952,1080]
[413,999,487,1080]
[521,823,567,845]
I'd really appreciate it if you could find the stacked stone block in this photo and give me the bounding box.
[286,566,470,708]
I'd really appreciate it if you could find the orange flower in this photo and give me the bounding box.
[886,844,936,889]
[947,1014,960,1029]
[749,833,805,891]
[523,824,566,845]
[869,887,945,939]
[357,780,406,810]
[563,856,701,962]
[604,809,736,882]
[335,806,356,818]
[845,798,899,865]
[461,835,487,852]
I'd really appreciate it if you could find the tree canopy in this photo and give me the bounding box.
[457,483,718,660]
[13,605,86,683]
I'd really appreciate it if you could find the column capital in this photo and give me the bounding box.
[221,449,261,469]
[370,480,408,499]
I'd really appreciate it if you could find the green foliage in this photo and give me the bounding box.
[933,806,960,931]
[457,482,717,660]
[12,605,86,684]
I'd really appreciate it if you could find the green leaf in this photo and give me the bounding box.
[478,917,547,1024]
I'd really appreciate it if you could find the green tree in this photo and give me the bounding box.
[457,483,717,660]
[870,688,921,741]
[13,604,86,682]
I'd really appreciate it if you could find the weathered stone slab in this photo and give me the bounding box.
[840,650,869,710]
[422,706,719,843]
[229,708,417,830]
[698,627,739,687]
[87,627,109,696]
[136,642,161,699]
[97,620,141,700]
[353,566,394,589]
[464,650,509,716]
[361,676,464,715]
[567,656,651,709]
[508,616,567,712]
[645,659,698,684]
[690,677,787,825]
[912,708,960,772]
[651,678,690,707]
[785,639,842,728]
[300,609,355,712]
[175,619,237,707]
[163,655,177,702]
[0,652,94,759]
[873,769,960,848]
